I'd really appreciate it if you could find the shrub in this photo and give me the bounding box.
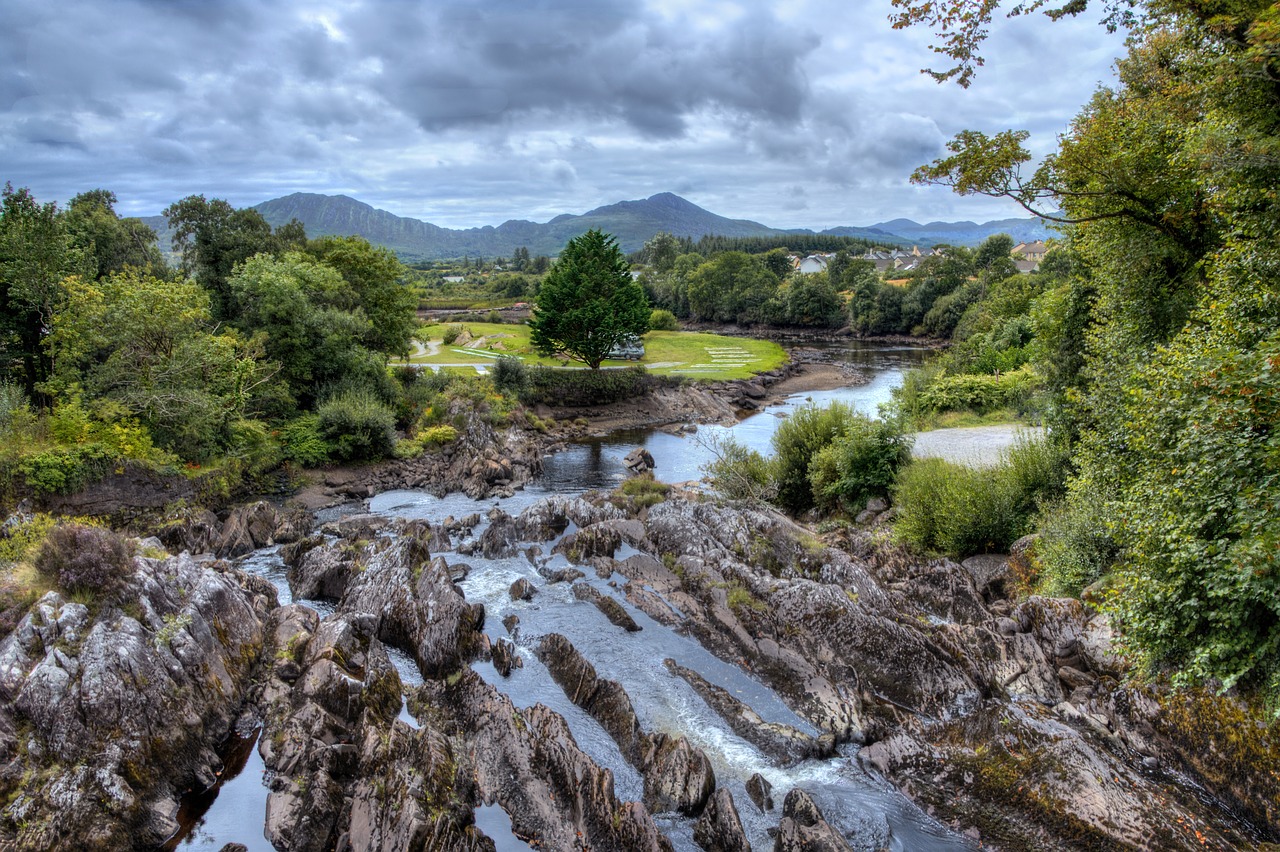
[618,473,670,508]
[893,459,1020,557]
[808,415,913,513]
[316,390,397,461]
[35,523,133,596]
[18,444,112,495]
[649,309,679,331]
[486,310,504,324]
[278,414,330,467]
[1035,496,1122,596]
[419,425,459,447]
[521,366,673,407]
[701,435,775,503]
[442,324,465,345]
[771,403,857,514]
[492,357,528,395]
[226,418,282,476]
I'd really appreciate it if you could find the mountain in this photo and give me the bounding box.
[862,216,1057,246]
[141,192,1053,261]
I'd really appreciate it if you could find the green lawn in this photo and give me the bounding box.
[406,322,786,380]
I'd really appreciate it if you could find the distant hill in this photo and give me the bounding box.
[141,192,1054,261]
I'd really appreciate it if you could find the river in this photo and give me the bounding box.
[164,342,971,852]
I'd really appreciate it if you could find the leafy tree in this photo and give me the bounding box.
[529,230,649,369]
[162,195,292,321]
[785,272,846,327]
[687,252,779,323]
[641,232,680,274]
[0,186,91,400]
[64,189,166,279]
[307,235,417,358]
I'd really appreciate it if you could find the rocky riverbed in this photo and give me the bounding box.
[0,349,1277,850]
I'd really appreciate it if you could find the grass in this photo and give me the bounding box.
[405,323,787,381]
[913,408,1028,431]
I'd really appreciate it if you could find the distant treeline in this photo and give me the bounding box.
[631,233,879,261]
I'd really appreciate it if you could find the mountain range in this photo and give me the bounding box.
[142,192,1054,261]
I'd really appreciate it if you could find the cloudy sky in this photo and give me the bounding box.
[0,0,1126,230]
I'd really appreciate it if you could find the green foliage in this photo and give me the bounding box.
[35,522,133,597]
[520,365,668,407]
[442,324,464,345]
[316,390,397,462]
[1035,496,1121,597]
[808,416,913,513]
[648,308,679,331]
[618,473,670,509]
[529,229,649,369]
[18,443,112,495]
[418,425,459,447]
[686,251,780,324]
[307,235,417,358]
[491,357,528,395]
[700,436,776,503]
[278,414,330,467]
[771,403,859,514]
[893,435,1065,557]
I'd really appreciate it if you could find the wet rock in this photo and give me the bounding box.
[746,773,774,813]
[572,583,642,632]
[508,578,537,601]
[490,638,522,677]
[536,633,714,816]
[555,524,622,560]
[0,554,273,850]
[448,671,673,851]
[219,501,304,558]
[287,539,355,602]
[694,787,748,852]
[538,565,585,584]
[501,614,520,636]
[478,510,521,558]
[773,789,853,852]
[664,659,828,764]
[624,447,656,474]
[516,496,627,541]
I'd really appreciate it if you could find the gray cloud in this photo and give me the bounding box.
[0,0,1127,229]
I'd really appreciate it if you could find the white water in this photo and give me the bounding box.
[199,342,975,851]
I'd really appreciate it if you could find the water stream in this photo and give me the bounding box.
[168,342,971,851]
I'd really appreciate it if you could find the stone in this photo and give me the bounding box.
[746,773,774,812]
[693,787,749,852]
[623,447,656,474]
[509,578,537,601]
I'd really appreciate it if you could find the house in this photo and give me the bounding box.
[796,255,830,274]
[1012,241,1048,261]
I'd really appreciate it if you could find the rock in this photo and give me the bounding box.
[746,773,774,813]
[573,583,642,632]
[865,497,889,514]
[218,844,249,852]
[694,787,749,852]
[491,638,522,677]
[641,733,716,817]
[509,578,537,601]
[624,447,656,474]
[555,524,623,560]
[664,659,826,764]
[961,554,1012,600]
[478,510,521,558]
[0,554,273,849]
[501,614,520,635]
[516,496,626,541]
[773,789,853,852]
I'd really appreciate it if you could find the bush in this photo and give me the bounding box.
[492,357,529,395]
[701,435,776,502]
[278,414,330,467]
[771,403,857,514]
[649,309,679,331]
[808,416,913,513]
[317,390,397,461]
[442,324,465,345]
[486,310,504,324]
[618,473,670,508]
[1035,496,1122,596]
[419,425,459,447]
[35,523,133,596]
[18,444,112,495]
[521,366,674,407]
[892,434,1065,558]
[893,459,1020,556]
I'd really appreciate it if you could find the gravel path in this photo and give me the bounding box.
[910,424,1044,467]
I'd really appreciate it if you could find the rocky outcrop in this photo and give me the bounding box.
[0,550,274,850]
[158,501,313,559]
[572,582,642,632]
[536,633,715,817]
[773,789,853,852]
[693,787,748,852]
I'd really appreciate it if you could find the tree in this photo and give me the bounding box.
[64,189,167,279]
[307,235,417,359]
[0,185,91,401]
[529,230,649,369]
[642,232,679,273]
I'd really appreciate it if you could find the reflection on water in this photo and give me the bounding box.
[540,343,931,489]
[161,727,273,852]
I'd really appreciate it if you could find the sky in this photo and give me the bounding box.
[0,0,1128,230]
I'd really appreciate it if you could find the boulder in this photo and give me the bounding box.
[694,788,748,852]
[773,789,853,852]
[624,447,656,474]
